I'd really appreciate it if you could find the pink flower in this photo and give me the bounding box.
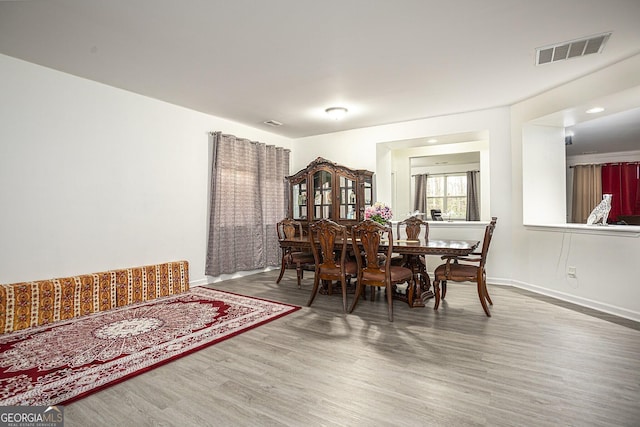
[364,202,393,224]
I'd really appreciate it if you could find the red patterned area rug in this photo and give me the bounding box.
[0,287,299,406]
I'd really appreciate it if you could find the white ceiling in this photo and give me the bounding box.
[411,152,480,168]
[565,107,640,156]
[1,0,640,145]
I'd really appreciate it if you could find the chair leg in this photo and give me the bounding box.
[276,257,286,284]
[406,277,416,307]
[476,271,491,317]
[484,284,493,305]
[348,279,365,314]
[482,271,493,305]
[307,273,321,307]
[386,283,394,322]
[433,278,441,311]
[296,265,303,289]
[325,280,333,295]
[441,281,447,299]
[340,275,348,313]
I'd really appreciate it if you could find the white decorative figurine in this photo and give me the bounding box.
[586,194,613,225]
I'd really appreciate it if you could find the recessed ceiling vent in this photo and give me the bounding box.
[536,32,611,65]
[264,120,283,127]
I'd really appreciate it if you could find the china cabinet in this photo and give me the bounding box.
[287,157,374,227]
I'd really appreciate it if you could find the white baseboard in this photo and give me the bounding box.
[490,277,640,323]
[189,278,209,287]
[429,270,639,323]
[192,267,279,287]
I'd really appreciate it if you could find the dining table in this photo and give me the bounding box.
[278,235,480,308]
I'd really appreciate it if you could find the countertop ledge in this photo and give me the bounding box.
[525,223,640,237]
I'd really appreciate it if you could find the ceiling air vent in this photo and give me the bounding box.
[536,32,611,65]
[264,120,283,127]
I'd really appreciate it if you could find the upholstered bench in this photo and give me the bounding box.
[0,260,189,334]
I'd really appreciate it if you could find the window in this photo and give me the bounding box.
[427,174,467,220]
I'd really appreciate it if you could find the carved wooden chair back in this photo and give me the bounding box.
[276,218,314,288]
[277,218,303,240]
[478,217,497,269]
[397,216,429,241]
[309,219,347,272]
[352,219,392,276]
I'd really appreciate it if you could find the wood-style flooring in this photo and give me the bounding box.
[65,270,640,427]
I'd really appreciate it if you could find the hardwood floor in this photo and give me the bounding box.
[65,271,640,426]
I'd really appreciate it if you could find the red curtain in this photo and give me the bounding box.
[601,163,640,221]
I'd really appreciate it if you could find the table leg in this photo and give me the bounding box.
[394,254,433,308]
[420,270,435,301]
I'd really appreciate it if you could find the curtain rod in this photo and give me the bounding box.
[569,162,640,168]
[208,131,291,152]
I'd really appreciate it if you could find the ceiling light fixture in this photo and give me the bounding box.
[586,107,605,114]
[325,107,348,120]
[427,138,438,143]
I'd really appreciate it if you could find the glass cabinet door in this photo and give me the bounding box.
[312,170,332,220]
[292,179,307,220]
[363,177,373,206]
[363,176,373,212]
[287,158,374,225]
[338,175,357,220]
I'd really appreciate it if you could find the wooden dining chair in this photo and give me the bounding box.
[349,219,414,321]
[392,216,430,298]
[396,215,430,242]
[276,218,315,288]
[432,217,497,316]
[307,219,357,312]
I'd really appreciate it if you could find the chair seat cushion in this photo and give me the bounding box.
[434,263,478,281]
[320,260,357,276]
[362,265,412,283]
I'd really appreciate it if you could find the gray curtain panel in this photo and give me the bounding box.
[466,170,480,221]
[571,164,602,223]
[205,132,290,277]
[413,174,428,216]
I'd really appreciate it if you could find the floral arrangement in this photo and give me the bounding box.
[364,202,393,225]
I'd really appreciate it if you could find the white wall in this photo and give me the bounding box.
[511,54,640,321]
[0,54,293,285]
[522,124,567,224]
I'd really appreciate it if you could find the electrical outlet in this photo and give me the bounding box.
[567,266,577,278]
